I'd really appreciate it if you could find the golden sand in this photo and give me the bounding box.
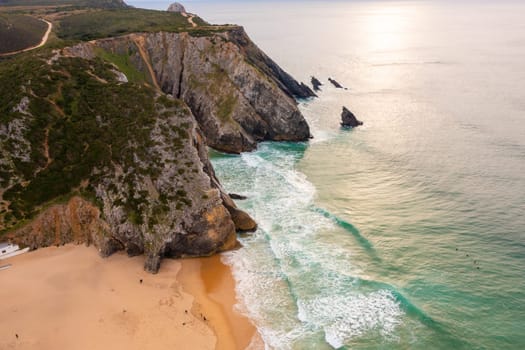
[179,255,260,350]
[0,244,258,350]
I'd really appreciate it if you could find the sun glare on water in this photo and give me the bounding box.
[363,5,415,53]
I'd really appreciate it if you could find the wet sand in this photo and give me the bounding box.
[179,255,260,350]
[0,244,257,349]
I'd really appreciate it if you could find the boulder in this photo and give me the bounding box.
[167,2,186,13]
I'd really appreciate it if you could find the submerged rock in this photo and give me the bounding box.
[311,76,322,91]
[341,106,363,127]
[328,77,344,89]
[167,2,186,13]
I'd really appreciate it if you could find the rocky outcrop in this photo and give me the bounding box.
[167,2,186,13]
[0,54,254,273]
[229,193,247,200]
[2,21,312,273]
[65,27,313,153]
[226,27,316,100]
[329,77,344,89]
[311,76,322,91]
[341,106,363,128]
[4,197,108,250]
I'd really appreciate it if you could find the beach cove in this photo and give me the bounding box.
[0,244,258,350]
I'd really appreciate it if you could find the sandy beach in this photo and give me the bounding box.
[0,244,257,350]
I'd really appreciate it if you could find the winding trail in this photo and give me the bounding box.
[130,34,161,90]
[182,12,197,28]
[0,19,52,57]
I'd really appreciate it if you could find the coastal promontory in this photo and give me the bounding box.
[0,0,313,272]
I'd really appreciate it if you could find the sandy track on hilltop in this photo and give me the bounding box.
[182,12,197,28]
[0,19,52,57]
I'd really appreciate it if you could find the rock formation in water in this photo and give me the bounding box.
[229,193,247,200]
[0,8,314,273]
[311,76,322,91]
[329,77,344,89]
[341,106,363,127]
[167,2,186,13]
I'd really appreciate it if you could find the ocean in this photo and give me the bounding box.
[129,1,525,348]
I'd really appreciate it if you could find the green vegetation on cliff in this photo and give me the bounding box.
[94,47,147,83]
[0,52,192,234]
[0,0,128,9]
[57,8,209,41]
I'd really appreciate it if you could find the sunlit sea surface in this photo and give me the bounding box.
[130,1,525,348]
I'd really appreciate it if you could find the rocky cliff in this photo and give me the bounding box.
[65,27,315,153]
[1,14,312,272]
[0,52,255,272]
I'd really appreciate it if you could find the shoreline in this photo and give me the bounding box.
[179,255,260,350]
[0,244,258,350]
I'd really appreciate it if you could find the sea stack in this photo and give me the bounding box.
[329,77,344,89]
[167,2,186,13]
[341,106,363,127]
[311,76,322,91]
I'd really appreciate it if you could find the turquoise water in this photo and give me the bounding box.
[131,1,525,348]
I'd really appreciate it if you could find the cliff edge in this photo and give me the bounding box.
[65,27,314,153]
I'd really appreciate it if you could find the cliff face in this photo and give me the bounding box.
[1,23,310,272]
[0,53,253,272]
[65,27,314,153]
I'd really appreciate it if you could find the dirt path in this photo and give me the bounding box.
[187,15,197,28]
[130,34,160,90]
[0,19,52,57]
[43,128,52,168]
[181,12,197,28]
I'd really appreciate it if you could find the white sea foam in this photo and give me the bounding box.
[214,143,404,349]
[297,290,403,348]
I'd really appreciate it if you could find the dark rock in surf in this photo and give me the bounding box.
[341,106,363,128]
[311,76,322,91]
[328,77,343,89]
[229,193,247,200]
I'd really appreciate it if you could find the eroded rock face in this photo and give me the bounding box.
[4,196,108,251]
[0,54,252,273]
[65,27,313,153]
[2,24,311,272]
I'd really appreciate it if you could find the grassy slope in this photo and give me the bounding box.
[0,0,127,8]
[57,8,210,41]
[1,0,222,53]
[0,14,47,54]
[95,47,148,83]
